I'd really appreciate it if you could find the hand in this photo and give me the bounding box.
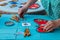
[18,5,28,18]
[43,20,60,32]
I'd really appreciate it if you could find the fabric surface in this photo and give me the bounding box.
[41,0,60,20]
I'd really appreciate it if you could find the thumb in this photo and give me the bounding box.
[18,9,21,15]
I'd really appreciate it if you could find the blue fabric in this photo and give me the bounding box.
[41,0,60,20]
[0,14,60,40]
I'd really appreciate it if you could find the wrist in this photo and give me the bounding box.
[25,0,37,7]
[56,19,60,27]
[25,3,31,7]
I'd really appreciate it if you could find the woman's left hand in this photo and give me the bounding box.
[43,20,60,32]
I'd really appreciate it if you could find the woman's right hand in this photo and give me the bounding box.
[18,5,28,18]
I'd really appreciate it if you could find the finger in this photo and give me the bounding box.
[47,27,54,32]
[18,9,21,14]
[46,23,53,30]
[43,21,51,30]
[18,9,24,15]
[18,10,23,16]
[46,25,53,31]
[43,21,53,29]
[19,11,24,18]
[18,8,23,14]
